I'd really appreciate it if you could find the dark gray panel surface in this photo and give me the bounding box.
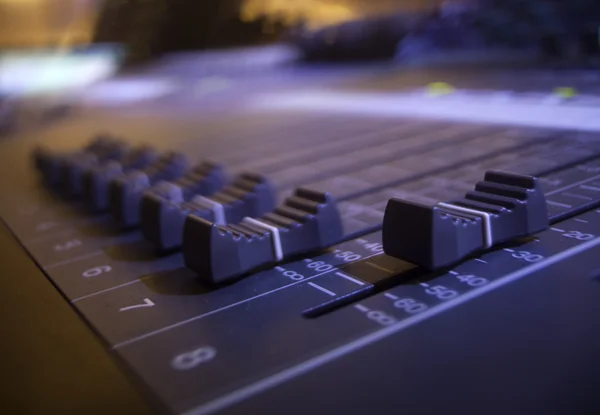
[2,60,600,415]
[0,220,155,414]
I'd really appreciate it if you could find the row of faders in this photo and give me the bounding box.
[141,172,276,252]
[32,136,346,284]
[33,135,126,188]
[34,137,549,286]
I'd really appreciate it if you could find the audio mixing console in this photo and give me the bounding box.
[2,61,600,414]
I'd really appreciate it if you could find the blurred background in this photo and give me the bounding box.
[0,0,433,95]
[0,0,97,48]
[0,1,599,133]
[0,1,431,50]
[0,0,437,128]
[2,1,599,86]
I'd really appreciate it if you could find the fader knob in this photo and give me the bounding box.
[32,135,115,186]
[382,171,549,270]
[61,140,129,197]
[183,188,343,284]
[141,172,273,252]
[109,152,189,228]
[83,145,158,212]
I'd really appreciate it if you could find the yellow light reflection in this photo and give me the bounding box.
[554,87,578,99]
[427,82,455,97]
[241,0,358,30]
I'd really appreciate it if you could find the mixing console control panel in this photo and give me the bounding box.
[4,112,600,414]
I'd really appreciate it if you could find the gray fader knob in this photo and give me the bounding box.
[183,188,343,284]
[382,171,549,269]
[109,152,189,228]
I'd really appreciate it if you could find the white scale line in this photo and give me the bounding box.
[474,258,487,263]
[307,282,336,297]
[274,266,285,272]
[563,192,593,201]
[449,271,459,275]
[503,248,515,253]
[44,250,104,270]
[335,272,365,286]
[546,200,573,209]
[28,228,77,245]
[71,279,142,303]
[303,259,312,263]
[551,227,565,233]
[574,218,588,223]
[384,293,399,300]
[113,252,381,349]
[354,304,369,312]
[580,184,600,192]
[356,239,368,244]
[546,173,600,195]
[182,237,600,415]
[420,283,430,287]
